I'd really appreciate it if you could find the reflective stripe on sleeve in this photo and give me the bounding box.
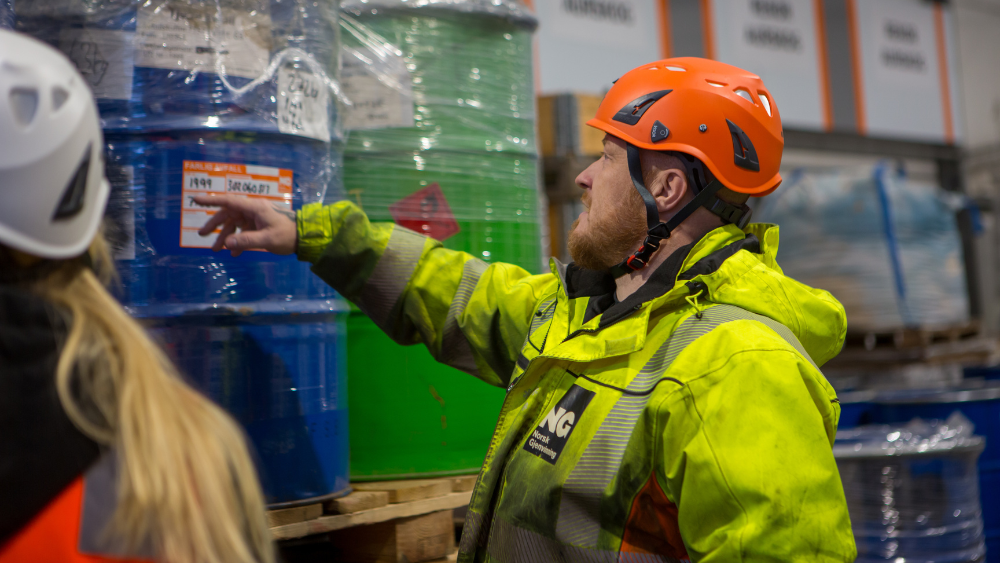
[79,451,156,559]
[439,258,489,376]
[356,226,427,341]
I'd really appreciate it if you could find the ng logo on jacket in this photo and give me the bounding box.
[524,385,595,464]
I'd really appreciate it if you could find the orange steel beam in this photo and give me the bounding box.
[814,0,834,131]
[934,3,955,144]
[657,0,673,59]
[844,0,866,134]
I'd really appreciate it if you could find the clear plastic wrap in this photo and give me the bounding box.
[338,1,542,271]
[340,5,536,155]
[344,150,540,265]
[0,0,12,29]
[753,164,970,331]
[341,0,535,24]
[834,412,987,562]
[336,0,538,482]
[13,1,351,507]
[16,0,342,141]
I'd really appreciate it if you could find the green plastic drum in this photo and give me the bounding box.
[341,2,540,480]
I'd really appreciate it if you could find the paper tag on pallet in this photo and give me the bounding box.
[179,160,293,249]
[340,47,414,131]
[58,28,134,101]
[278,66,331,142]
[136,4,271,80]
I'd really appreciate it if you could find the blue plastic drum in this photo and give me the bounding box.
[0,0,13,29]
[838,391,879,429]
[101,130,349,506]
[877,386,1000,562]
[835,426,987,563]
[16,0,338,136]
[146,304,350,506]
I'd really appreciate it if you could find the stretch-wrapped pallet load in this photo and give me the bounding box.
[0,1,11,29]
[17,0,350,507]
[753,165,970,332]
[339,0,540,479]
[835,414,988,563]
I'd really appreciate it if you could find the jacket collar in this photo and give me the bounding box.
[545,225,762,361]
[552,226,760,319]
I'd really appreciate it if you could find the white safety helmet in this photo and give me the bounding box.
[0,30,108,259]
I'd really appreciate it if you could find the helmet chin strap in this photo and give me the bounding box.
[608,143,752,279]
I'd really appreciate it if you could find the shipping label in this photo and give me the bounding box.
[181,160,292,249]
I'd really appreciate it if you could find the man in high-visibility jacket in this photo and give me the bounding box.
[197,58,857,562]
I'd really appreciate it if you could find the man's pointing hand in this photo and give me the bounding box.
[193,194,297,257]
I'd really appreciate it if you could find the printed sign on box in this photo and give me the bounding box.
[854,0,957,142]
[389,183,459,241]
[711,0,826,130]
[180,160,293,249]
[535,0,662,94]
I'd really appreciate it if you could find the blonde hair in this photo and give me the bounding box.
[20,234,274,563]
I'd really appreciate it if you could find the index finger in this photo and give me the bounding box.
[198,206,233,236]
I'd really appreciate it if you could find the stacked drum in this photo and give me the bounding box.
[17,0,350,506]
[339,0,541,479]
[835,415,988,563]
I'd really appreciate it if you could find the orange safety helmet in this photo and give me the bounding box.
[588,57,784,277]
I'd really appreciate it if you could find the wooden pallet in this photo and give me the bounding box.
[270,475,477,563]
[830,322,996,367]
[843,321,981,350]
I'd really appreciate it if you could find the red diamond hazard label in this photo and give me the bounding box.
[389,183,460,241]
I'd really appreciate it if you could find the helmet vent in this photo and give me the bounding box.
[53,86,69,111]
[612,89,672,126]
[53,145,92,220]
[9,87,39,126]
[726,119,760,172]
[758,93,772,116]
[706,80,726,87]
[734,88,754,104]
[665,66,686,72]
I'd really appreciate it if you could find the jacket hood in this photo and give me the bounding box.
[676,223,847,367]
[0,285,101,546]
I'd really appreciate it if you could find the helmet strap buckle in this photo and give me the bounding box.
[706,198,753,229]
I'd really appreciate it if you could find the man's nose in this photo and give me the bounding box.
[575,159,600,190]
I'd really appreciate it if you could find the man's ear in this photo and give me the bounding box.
[647,167,690,216]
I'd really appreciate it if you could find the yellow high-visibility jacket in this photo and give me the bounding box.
[298,200,857,563]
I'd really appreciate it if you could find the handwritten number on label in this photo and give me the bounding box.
[189,176,213,190]
[227,178,271,195]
